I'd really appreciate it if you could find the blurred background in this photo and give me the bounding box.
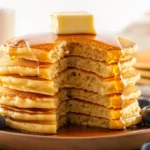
[0,0,150,49]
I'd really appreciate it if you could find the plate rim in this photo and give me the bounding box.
[1,128,150,140]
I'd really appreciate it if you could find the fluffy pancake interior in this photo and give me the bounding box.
[68,113,142,129]
[0,85,141,109]
[0,53,136,79]
[0,99,140,121]
[0,68,140,96]
[67,99,140,120]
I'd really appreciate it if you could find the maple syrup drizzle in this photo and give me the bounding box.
[26,41,40,76]
[5,32,58,76]
[8,32,122,48]
[96,33,125,128]
[119,55,126,128]
[11,32,58,45]
[5,40,40,77]
[95,33,122,49]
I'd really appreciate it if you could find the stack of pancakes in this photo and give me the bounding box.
[134,50,150,86]
[0,33,141,134]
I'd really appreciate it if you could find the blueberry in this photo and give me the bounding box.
[141,106,150,126]
[138,97,150,109]
[0,115,5,130]
[141,142,150,150]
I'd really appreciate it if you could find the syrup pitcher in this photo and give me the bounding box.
[0,8,15,58]
[0,8,15,45]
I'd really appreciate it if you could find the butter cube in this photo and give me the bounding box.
[50,11,96,34]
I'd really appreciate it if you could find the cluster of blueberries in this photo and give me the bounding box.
[138,96,150,150]
[141,142,150,150]
[0,115,5,130]
[138,96,150,126]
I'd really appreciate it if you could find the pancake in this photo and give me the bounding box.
[134,50,150,69]
[68,113,142,129]
[0,85,141,109]
[0,68,140,96]
[0,86,60,109]
[5,116,66,134]
[0,102,66,121]
[136,69,150,78]
[1,33,137,63]
[134,51,150,86]
[67,99,140,120]
[5,114,141,133]
[0,99,140,121]
[0,54,136,79]
[67,85,141,109]
[137,77,150,86]
[4,110,142,133]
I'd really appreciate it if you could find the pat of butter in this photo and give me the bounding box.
[50,11,96,34]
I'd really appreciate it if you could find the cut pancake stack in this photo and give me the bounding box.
[134,50,150,86]
[0,33,141,134]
